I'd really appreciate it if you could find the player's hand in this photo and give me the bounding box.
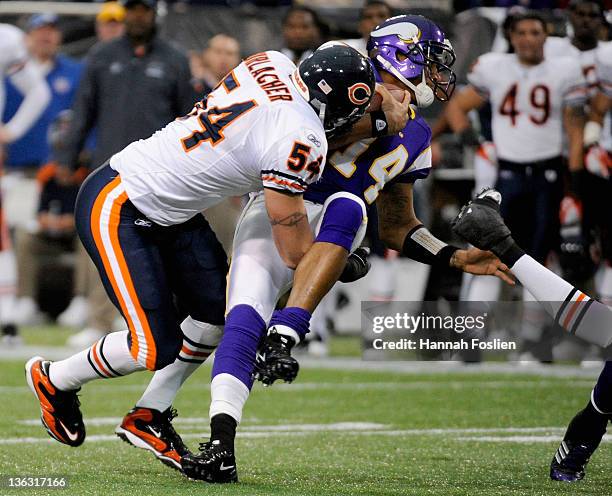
[450,248,515,285]
[377,84,411,135]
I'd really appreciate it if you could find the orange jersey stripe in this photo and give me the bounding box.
[261,175,306,191]
[181,345,210,358]
[107,191,157,370]
[90,178,140,363]
[563,293,586,329]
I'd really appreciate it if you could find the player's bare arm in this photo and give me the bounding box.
[378,182,513,285]
[584,91,611,146]
[563,104,585,171]
[265,188,313,269]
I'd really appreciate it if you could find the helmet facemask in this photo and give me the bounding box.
[371,39,455,107]
[367,15,457,108]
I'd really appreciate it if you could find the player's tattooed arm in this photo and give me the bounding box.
[264,188,313,269]
[563,104,585,172]
[376,182,421,251]
[268,211,308,227]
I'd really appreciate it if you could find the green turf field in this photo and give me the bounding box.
[0,332,610,495]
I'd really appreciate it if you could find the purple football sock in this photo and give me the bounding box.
[211,304,266,389]
[269,307,311,341]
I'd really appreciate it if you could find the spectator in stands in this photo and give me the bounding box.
[280,6,327,65]
[56,0,196,347]
[57,2,125,336]
[14,112,85,324]
[3,14,82,175]
[191,34,240,96]
[56,0,196,173]
[96,2,126,43]
[344,1,392,55]
[4,14,84,325]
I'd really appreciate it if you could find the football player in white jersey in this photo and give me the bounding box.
[548,40,612,484]
[24,44,376,471]
[97,16,510,483]
[545,0,611,299]
[544,0,605,95]
[444,12,587,354]
[0,24,50,342]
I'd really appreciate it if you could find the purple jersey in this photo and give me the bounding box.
[304,112,432,207]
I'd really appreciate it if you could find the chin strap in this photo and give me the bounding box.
[375,55,435,108]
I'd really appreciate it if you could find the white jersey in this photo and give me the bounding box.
[596,42,612,98]
[595,42,612,151]
[0,24,50,142]
[545,37,601,97]
[111,51,327,226]
[468,52,587,162]
[0,24,28,119]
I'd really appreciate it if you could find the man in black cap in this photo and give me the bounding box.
[56,0,196,173]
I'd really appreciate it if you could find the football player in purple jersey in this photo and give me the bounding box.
[254,15,514,385]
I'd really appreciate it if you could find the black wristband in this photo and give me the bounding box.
[401,225,459,268]
[370,110,388,137]
[437,245,459,268]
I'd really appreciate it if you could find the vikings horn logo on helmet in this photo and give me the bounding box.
[370,20,421,44]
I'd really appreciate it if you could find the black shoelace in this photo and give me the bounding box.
[160,408,187,451]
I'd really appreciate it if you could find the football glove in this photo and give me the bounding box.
[339,247,371,283]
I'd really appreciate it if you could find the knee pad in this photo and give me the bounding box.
[315,192,367,252]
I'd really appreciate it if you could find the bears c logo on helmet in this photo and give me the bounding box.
[348,82,372,105]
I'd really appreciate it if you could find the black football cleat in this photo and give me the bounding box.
[550,439,599,482]
[115,407,190,471]
[451,188,516,256]
[25,356,85,447]
[253,327,299,386]
[181,440,238,483]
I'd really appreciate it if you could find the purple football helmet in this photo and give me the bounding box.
[366,14,456,107]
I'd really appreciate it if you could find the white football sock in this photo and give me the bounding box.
[49,330,144,391]
[209,373,250,424]
[136,317,222,412]
[0,250,17,325]
[511,255,612,347]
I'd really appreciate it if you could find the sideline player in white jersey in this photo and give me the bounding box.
[24,44,376,465]
[0,24,50,342]
[545,0,612,302]
[444,12,587,336]
[544,0,606,96]
[545,40,612,484]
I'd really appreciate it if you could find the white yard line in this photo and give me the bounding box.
[457,435,612,443]
[1,379,595,395]
[0,346,603,378]
[3,424,600,446]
